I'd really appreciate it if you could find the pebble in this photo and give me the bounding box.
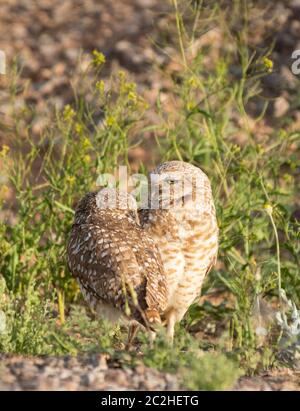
[274,96,290,117]
[0,355,180,391]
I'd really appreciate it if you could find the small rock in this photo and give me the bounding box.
[274,96,289,117]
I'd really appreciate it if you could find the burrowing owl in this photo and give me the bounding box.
[67,188,167,341]
[139,161,218,341]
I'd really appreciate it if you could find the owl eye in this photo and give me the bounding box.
[167,177,180,185]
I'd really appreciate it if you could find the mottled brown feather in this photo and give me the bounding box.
[67,190,167,327]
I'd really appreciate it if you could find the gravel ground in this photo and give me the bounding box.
[1,0,300,391]
[0,0,171,120]
[1,0,300,134]
[1,354,299,391]
[0,354,180,391]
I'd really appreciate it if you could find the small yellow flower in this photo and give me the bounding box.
[264,203,273,215]
[256,144,264,154]
[63,105,76,122]
[66,175,75,185]
[82,137,92,150]
[0,185,9,199]
[187,76,198,88]
[75,123,83,134]
[186,101,196,111]
[118,70,126,81]
[95,80,105,94]
[106,115,116,127]
[0,145,10,158]
[142,101,150,110]
[92,50,106,67]
[121,82,136,95]
[283,173,293,183]
[263,57,273,73]
[128,91,137,103]
[279,130,288,140]
[249,256,257,266]
[232,144,241,153]
[84,154,91,164]
[127,82,136,92]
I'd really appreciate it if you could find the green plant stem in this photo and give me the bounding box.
[172,0,187,69]
[268,211,282,306]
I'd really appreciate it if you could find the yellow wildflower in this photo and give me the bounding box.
[187,76,198,88]
[95,80,105,94]
[118,70,126,81]
[128,91,137,103]
[263,203,273,215]
[186,101,196,111]
[232,144,241,154]
[123,82,136,94]
[263,57,273,73]
[63,105,75,122]
[75,123,83,134]
[92,50,106,67]
[256,144,264,154]
[283,173,292,183]
[84,154,91,164]
[106,115,116,127]
[0,185,9,199]
[82,137,92,150]
[0,145,10,158]
[66,176,75,185]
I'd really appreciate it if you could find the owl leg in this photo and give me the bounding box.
[166,309,176,343]
[126,322,139,350]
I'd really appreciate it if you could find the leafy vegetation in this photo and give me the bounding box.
[0,1,300,390]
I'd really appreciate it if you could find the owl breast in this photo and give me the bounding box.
[141,207,218,323]
[171,209,218,321]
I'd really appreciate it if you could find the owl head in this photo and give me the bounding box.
[149,161,212,212]
[74,188,138,225]
[95,187,137,211]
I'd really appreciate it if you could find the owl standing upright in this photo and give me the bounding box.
[139,161,218,341]
[67,188,167,341]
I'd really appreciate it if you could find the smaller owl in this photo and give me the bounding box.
[67,188,167,342]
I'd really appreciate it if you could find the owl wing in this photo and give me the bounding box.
[67,222,166,323]
[134,227,167,313]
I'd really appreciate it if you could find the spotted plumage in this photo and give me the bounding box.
[67,188,167,330]
[139,161,219,340]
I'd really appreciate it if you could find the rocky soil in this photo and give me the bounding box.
[0,354,300,391]
[0,354,180,391]
[0,0,300,391]
[1,0,300,139]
